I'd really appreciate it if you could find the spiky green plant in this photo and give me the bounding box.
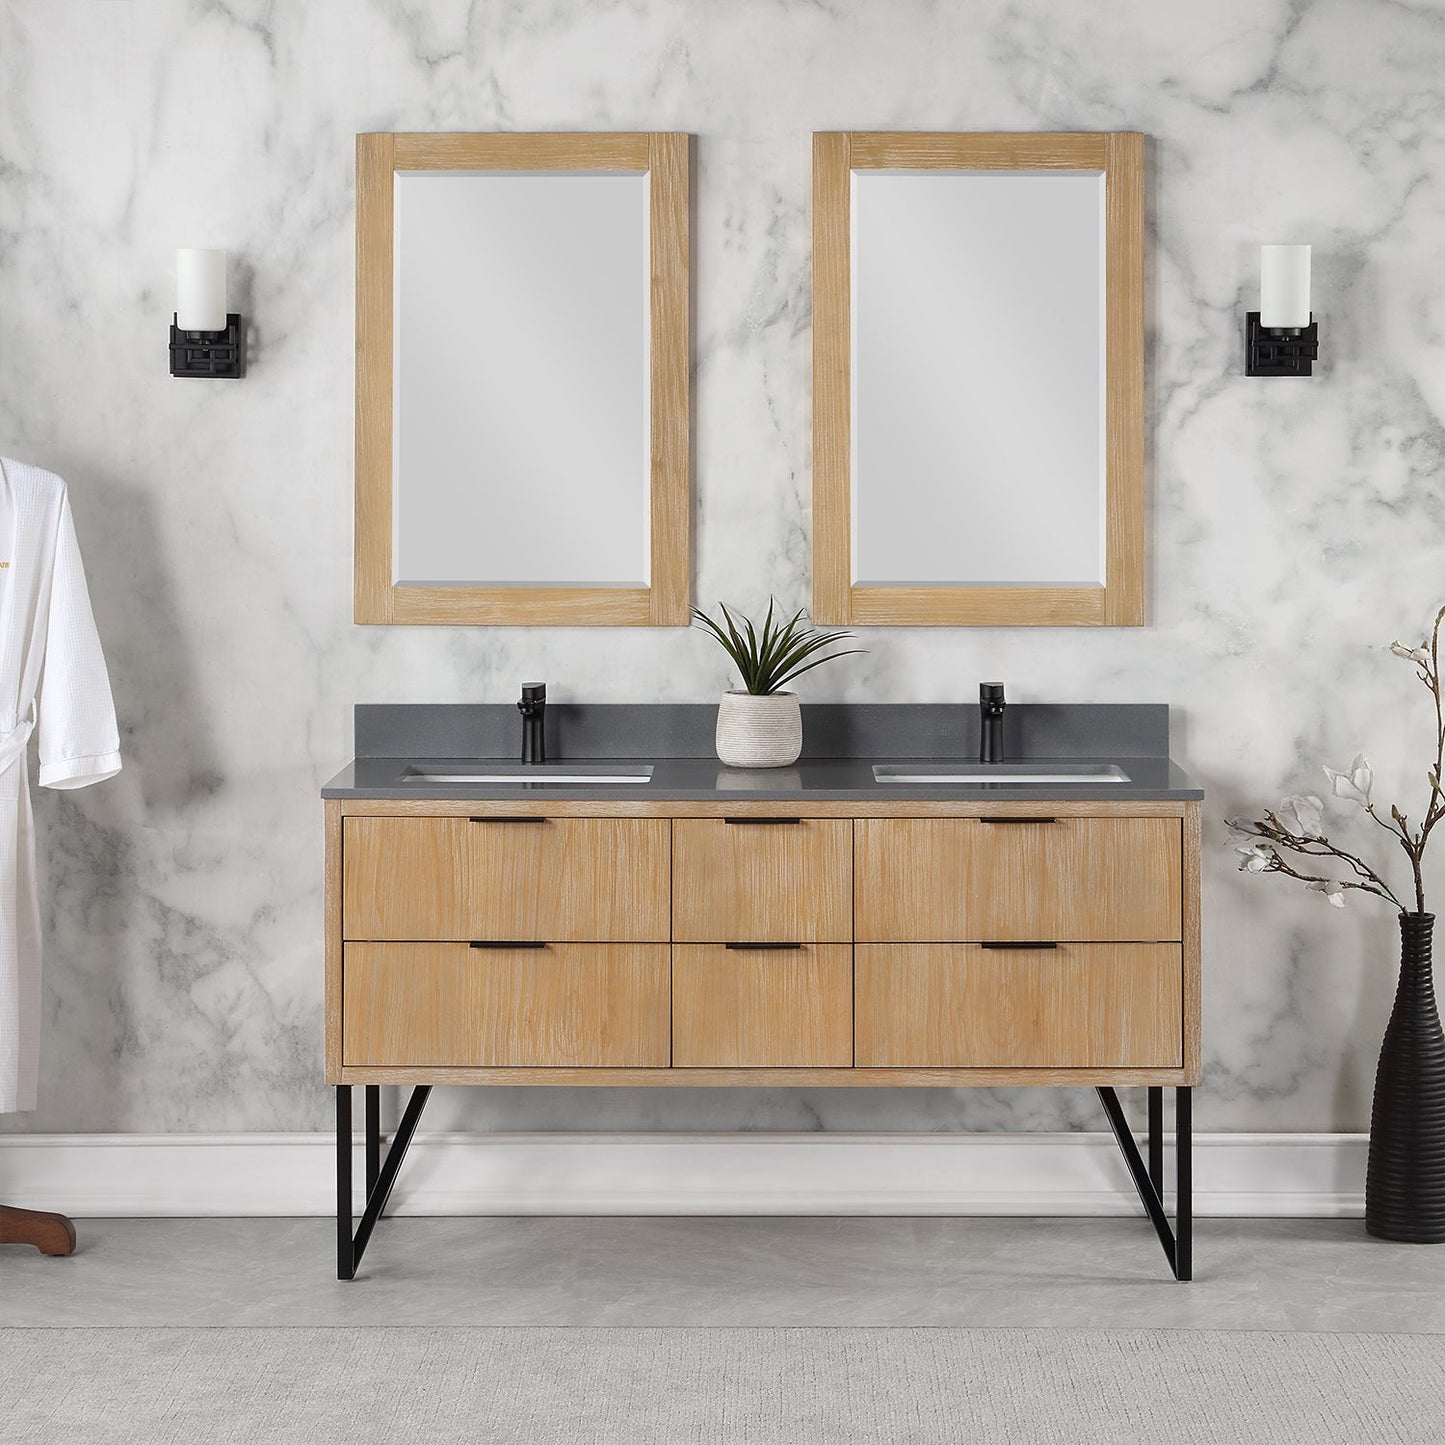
[691,601,863,696]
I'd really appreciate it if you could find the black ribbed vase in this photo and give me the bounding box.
[1366,912,1445,1242]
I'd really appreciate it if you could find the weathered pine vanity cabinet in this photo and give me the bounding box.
[324,705,1201,1281]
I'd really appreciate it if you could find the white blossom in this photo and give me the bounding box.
[1391,641,1432,666]
[1323,754,1374,809]
[1273,794,1324,839]
[1307,880,1348,908]
[1233,840,1275,873]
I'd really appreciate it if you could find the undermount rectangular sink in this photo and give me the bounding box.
[873,763,1131,785]
[404,764,654,785]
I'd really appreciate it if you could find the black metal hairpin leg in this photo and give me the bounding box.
[1147,1087,1164,1195]
[365,1085,381,1195]
[1097,1085,1192,1281]
[336,1083,432,1281]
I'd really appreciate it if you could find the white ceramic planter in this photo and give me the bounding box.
[715,690,802,768]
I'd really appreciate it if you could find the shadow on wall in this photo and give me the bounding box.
[75,467,222,813]
[1335,904,1404,1135]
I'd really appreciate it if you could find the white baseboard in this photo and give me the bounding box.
[0,1131,1367,1218]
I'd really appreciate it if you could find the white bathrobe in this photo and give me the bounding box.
[0,457,121,1113]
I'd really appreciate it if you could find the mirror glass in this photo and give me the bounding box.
[393,171,650,588]
[850,169,1105,589]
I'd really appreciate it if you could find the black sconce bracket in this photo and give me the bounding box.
[1245,311,1318,377]
[169,313,245,379]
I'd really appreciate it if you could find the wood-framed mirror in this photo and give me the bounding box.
[355,132,691,626]
[812,132,1144,627]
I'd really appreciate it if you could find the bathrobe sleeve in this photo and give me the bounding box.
[36,492,121,790]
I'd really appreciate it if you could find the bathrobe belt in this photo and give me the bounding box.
[0,712,34,780]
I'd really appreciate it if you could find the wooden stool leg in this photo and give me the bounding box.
[0,1204,77,1256]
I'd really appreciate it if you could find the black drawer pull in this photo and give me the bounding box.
[981,941,1059,950]
[469,940,549,949]
[724,817,802,825]
[979,817,1057,825]
[469,816,547,824]
[725,941,804,950]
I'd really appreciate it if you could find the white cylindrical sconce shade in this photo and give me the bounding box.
[1260,244,1311,330]
[176,249,228,332]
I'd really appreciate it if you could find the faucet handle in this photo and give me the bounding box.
[980,682,1005,704]
[520,683,547,705]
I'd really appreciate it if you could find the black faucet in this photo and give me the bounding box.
[518,683,547,764]
[979,682,1006,763]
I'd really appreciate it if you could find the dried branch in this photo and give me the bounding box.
[1234,604,1445,917]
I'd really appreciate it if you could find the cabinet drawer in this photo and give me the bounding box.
[343,817,670,941]
[855,943,1181,1068]
[672,944,853,1067]
[855,817,1180,942]
[672,818,852,942]
[343,942,669,1067]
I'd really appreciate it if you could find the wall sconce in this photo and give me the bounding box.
[1246,244,1318,377]
[170,249,245,379]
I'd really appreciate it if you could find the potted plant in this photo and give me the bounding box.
[1231,606,1445,1242]
[692,601,861,768]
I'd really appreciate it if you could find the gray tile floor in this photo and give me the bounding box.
[2,1216,1442,1332]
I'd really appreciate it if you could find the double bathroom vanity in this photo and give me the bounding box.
[323,703,1201,1281]
[333,130,1191,1280]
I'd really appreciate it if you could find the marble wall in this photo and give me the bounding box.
[3,0,1444,1135]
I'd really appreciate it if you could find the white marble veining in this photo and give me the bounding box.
[3,0,1445,1135]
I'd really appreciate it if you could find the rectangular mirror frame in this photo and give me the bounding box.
[812,132,1144,627]
[356,132,691,626]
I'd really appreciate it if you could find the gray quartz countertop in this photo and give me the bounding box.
[322,701,1200,802]
[322,752,1200,802]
